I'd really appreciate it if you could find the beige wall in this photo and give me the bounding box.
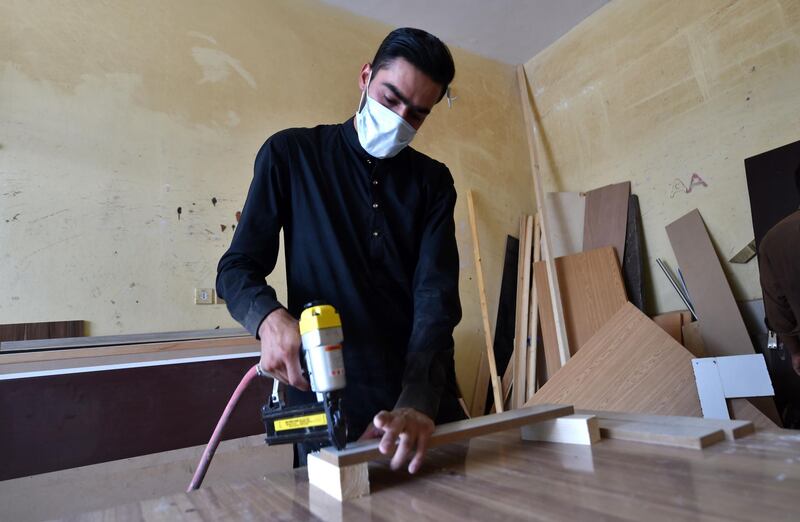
[523,0,800,312]
[0,0,532,406]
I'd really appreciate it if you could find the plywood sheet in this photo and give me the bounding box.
[527,302,702,417]
[543,192,585,258]
[582,182,631,265]
[535,246,628,382]
[665,209,754,357]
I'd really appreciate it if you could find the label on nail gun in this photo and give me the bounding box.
[273,412,328,432]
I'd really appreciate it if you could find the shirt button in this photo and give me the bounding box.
[366,159,372,165]
[372,231,380,237]
[372,180,378,185]
[372,203,379,209]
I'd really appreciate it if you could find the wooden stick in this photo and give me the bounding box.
[512,215,534,409]
[318,403,574,467]
[521,413,600,445]
[516,65,571,366]
[467,190,504,414]
[526,212,542,401]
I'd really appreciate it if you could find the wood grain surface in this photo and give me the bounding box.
[582,181,631,265]
[68,429,800,521]
[319,403,573,466]
[665,209,754,357]
[535,246,628,382]
[528,302,703,417]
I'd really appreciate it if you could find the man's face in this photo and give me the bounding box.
[358,58,442,131]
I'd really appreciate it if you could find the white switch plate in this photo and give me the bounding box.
[194,288,215,305]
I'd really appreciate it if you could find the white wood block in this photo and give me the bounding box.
[520,414,600,445]
[307,452,369,502]
[692,358,729,419]
[716,354,774,398]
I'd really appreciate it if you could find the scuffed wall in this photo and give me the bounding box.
[524,0,800,312]
[0,0,532,406]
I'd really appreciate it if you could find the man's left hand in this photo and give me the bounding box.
[359,407,434,474]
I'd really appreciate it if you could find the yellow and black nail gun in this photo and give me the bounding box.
[260,302,348,450]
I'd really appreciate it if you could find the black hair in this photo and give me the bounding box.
[370,28,455,102]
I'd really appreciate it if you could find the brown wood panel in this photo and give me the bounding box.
[665,209,754,357]
[535,246,628,383]
[582,182,631,265]
[0,320,83,342]
[319,403,573,467]
[70,429,800,521]
[528,302,702,417]
[652,311,687,343]
[0,356,268,480]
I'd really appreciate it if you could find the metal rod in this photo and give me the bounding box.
[656,258,698,321]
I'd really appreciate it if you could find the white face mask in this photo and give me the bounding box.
[355,71,417,159]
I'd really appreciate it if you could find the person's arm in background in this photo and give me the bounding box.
[216,137,308,390]
[758,242,800,376]
[368,167,462,473]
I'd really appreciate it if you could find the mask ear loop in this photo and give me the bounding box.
[357,68,373,113]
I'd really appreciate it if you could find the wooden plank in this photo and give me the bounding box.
[512,215,533,409]
[307,454,369,501]
[0,336,257,366]
[729,398,779,430]
[535,246,628,374]
[622,194,646,311]
[597,419,725,450]
[665,209,754,357]
[576,409,754,440]
[1,327,247,352]
[526,212,541,401]
[520,413,600,445]
[582,182,631,266]
[517,65,570,367]
[681,321,705,357]
[319,403,574,467]
[466,190,503,415]
[527,302,703,417]
[652,311,686,343]
[543,192,585,258]
[0,320,84,344]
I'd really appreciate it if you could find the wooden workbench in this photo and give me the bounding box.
[66,428,799,521]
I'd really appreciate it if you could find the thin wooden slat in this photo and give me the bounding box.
[512,215,533,409]
[319,404,574,467]
[466,190,503,415]
[535,246,628,381]
[527,302,703,417]
[597,419,725,450]
[526,212,542,401]
[582,182,631,266]
[576,409,755,440]
[665,209,753,357]
[517,66,570,367]
[543,192,585,258]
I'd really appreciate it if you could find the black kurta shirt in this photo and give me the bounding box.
[216,118,463,438]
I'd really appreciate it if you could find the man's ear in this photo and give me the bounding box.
[358,63,371,91]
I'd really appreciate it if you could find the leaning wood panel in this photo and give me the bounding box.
[319,403,574,467]
[527,303,702,417]
[582,182,631,265]
[512,215,533,409]
[665,209,753,357]
[535,246,628,378]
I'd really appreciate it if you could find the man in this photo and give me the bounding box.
[216,28,463,474]
[759,164,800,378]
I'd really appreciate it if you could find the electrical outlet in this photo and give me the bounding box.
[194,288,215,305]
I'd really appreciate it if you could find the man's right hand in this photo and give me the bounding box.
[258,308,310,391]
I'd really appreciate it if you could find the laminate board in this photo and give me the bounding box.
[535,246,628,381]
[665,209,754,357]
[319,403,573,467]
[582,181,631,265]
[622,194,645,311]
[543,191,584,258]
[597,419,725,449]
[527,302,702,417]
[576,409,754,440]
